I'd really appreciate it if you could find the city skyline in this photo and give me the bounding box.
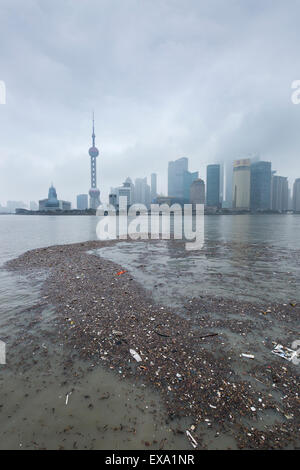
[1,1,300,205]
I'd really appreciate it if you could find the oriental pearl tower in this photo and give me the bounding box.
[88,112,101,209]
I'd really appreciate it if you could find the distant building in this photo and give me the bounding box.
[168,157,198,203]
[151,173,157,202]
[183,170,198,201]
[232,159,251,210]
[109,178,135,209]
[0,204,9,213]
[224,161,233,208]
[134,177,151,207]
[168,157,188,199]
[124,177,135,205]
[271,175,288,212]
[6,201,26,212]
[77,194,88,210]
[29,201,38,211]
[154,196,185,207]
[39,184,71,211]
[293,178,300,212]
[190,179,205,205]
[206,164,221,208]
[250,161,272,211]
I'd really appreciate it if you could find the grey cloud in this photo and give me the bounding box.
[0,0,300,206]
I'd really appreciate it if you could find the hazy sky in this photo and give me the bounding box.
[1,0,300,207]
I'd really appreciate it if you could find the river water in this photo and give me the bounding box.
[0,213,299,449]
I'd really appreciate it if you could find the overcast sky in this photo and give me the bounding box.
[0,0,300,207]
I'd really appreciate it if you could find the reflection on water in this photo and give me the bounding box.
[98,238,300,306]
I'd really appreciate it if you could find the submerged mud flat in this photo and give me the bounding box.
[5,239,300,450]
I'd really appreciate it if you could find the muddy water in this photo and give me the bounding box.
[0,216,190,450]
[98,238,300,305]
[1,214,300,449]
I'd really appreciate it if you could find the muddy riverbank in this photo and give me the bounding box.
[5,239,300,449]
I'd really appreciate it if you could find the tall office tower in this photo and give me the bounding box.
[206,164,221,207]
[183,170,199,201]
[88,113,101,209]
[134,177,151,207]
[77,194,88,210]
[168,157,188,198]
[293,178,300,212]
[168,157,198,202]
[250,161,272,211]
[232,159,251,210]
[223,160,233,208]
[288,188,293,211]
[271,175,289,212]
[124,177,135,205]
[151,173,157,202]
[219,162,224,205]
[190,179,205,205]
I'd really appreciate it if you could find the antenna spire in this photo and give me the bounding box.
[92,111,96,147]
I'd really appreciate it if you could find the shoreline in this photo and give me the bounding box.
[4,239,300,449]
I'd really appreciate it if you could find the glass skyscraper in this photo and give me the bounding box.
[206,164,220,207]
[168,157,198,202]
[250,161,272,211]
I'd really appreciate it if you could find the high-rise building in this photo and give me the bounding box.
[151,173,157,202]
[232,159,251,210]
[250,161,272,211]
[190,179,205,205]
[77,194,88,210]
[183,171,199,201]
[134,177,151,207]
[109,178,135,209]
[88,113,101,209]
[293,178,300,212]
[224,161,233,208]
[206,164,221,207]
[168,157,198,202]
[168,157,188,199]
[271,175,288,212]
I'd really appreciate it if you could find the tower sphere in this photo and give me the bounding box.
[89,146,99,158]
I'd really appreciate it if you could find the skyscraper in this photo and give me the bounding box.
[250,161,272,211]
[168,157,188,199]
[151,173,157,202]
[224,161,233,208]
[88,113,101,209]
[293,178,300,212]
[206,164,221,207]
[232,159,251,210]
[77,194,88,210]
[168,157,198,202]
[190,179,205,205]
[271,175,288,212]
[134,177,151,207]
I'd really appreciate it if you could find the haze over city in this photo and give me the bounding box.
[1,0,300,206]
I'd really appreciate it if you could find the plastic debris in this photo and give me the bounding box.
[241,353,255,359]
[116,270,127,276]
[129,349,142,362]
[186,430,198,449]
[272,344,298,362]
[65,392,72,405]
